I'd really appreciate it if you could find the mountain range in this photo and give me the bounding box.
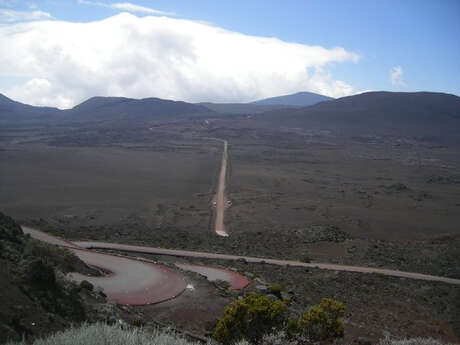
[1,91,460,142]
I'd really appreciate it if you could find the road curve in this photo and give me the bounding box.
[74,241,460,286]
[23,227,187,305]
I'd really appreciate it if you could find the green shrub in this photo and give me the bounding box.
[213,293,288,345]
[267,284,283,299]
[298,298,345,341]
[79,280,94,291]
[285,319,301,340]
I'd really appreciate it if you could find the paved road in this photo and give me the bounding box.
[23,227,187,305]
[74,241,460,286]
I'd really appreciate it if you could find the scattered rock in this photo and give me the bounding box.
[255,277,267,285]
[265,294,279,301]
[255,285,268,293]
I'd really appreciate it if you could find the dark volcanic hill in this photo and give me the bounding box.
[0,94,215,126]
[0,93,61,126]
[252,91,333,107]
[71,96,214,123]
[259,91,460,142]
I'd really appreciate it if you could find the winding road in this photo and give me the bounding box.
[74,240,460,286]
[23,227,187,305]
[22,225,460,308]
[68,249,186,306]
[22,226,249,305]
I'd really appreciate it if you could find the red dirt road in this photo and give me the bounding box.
[23,227,187,306]
[75,241,460,286]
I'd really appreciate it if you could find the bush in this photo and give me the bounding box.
[298,298,345,341]
[285,320,301,340]
[268,284,283,299]
[79,280,94,291]
[213,293,288,345]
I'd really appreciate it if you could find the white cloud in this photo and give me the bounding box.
[0,13,359,108]
[111,2,172,15]
[390,65,405,86]
[0,9,52,23]
[78,0,172,16]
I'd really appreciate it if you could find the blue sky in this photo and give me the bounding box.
[0,0,459,107]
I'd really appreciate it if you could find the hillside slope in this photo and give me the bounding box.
[0,94,61,125]
[258,91,460,141]
[0,213,130,344]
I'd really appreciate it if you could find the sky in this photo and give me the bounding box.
[0,0,459,108]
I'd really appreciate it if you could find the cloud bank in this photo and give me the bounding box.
[390,65,405,86]
[0,13,359,108]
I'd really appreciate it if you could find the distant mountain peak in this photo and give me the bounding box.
[251,91,333,107]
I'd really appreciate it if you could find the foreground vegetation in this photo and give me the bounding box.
[5,322,454,345]
[5,323,204,345]
[213,294,345,345]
